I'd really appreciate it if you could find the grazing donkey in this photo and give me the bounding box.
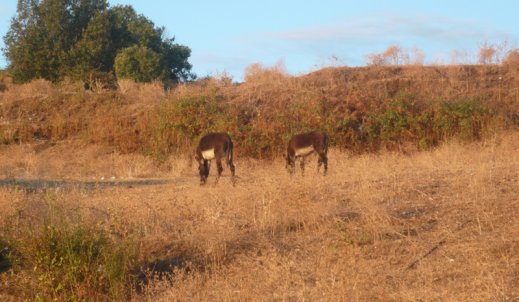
[195,132,236,185]
[286,130,329,176]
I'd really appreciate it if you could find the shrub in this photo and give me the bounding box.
[435,99,491,141]
[2,196,139,301]
[0,66,511,158]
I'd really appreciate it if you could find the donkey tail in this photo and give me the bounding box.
[323,132,330,153]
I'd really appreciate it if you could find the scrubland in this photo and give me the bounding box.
[0,132,518,301]
[0,65,518,300]
[1,64,518,159]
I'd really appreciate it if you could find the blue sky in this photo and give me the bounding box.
[1,0,518,81]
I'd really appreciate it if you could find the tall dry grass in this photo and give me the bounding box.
[0,131,518,300]
[1,64,518,161]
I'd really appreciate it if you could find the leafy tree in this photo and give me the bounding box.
[114,45,162,82]
[3,0,193,84]
[109,5,193,82]
[3,0,108,82]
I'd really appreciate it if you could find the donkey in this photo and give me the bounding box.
[195,132,236,185]
[286,130,329,176]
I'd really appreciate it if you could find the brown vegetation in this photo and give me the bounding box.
[0,64,519,300]
[0,131,518,300]
[1,64,518,161]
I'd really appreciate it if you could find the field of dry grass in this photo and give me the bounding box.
[1,130,518,300]
[0,64,518,300]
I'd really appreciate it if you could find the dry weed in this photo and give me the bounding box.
[117,79,166,103]
[1,131,518,300]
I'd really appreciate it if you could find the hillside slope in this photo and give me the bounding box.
[1,65,518,158]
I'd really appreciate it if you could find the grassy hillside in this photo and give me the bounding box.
[0,64,518,161]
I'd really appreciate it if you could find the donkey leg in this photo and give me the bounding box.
[206,160,211,180]
[317,156,323,173]
[227,159,236,185]
[226,154,235,176]
[199,168,205,185]
[321,153,328,175]
[229,162,235,177]
[216,159,224,183]
[200,160,209,185]
[289,163,295,175]
[287,155,296,175]
[300,157,306,176]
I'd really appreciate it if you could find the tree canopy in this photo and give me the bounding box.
[3,0,194,84]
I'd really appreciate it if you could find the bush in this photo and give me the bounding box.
[2,197,139,301]
[355,95,494,152]
[0,67,511,158]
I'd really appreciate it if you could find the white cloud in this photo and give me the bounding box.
[261,12,515,46]
[228,11,519,69]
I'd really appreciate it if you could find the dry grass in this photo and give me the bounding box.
[117,79,167,104]
[0,141,177,180]
[1,131,518,301]
[0,64,518,300]
[2,64,518,159]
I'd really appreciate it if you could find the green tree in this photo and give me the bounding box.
[3,0,193,84]
[114,45,162,82]
[3,0,108,82]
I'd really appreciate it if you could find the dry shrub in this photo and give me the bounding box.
[479,44,497,64]
[58,78,86,94]
[503,49,519,67]
[117,79,166,103]
[1,78,55,102]
[243,60,290,84]
[167,74,233,107]
[0,190,139,301]
[118,79,139,94]
[0,74,12,92]
[209,70,234,87]
[366,45,408,66]
[409,47,425,65]
[0,64,518,159]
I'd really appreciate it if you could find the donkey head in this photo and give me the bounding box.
[284,153,296,174]
[195,154,209,185]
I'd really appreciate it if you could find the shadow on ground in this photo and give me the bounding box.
[0,178,171,192]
